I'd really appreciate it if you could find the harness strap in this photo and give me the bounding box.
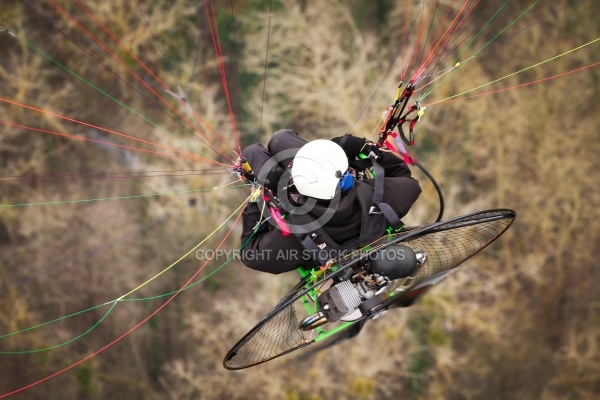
[287,211,334,267]
[370,161,403,230]
[301,233,330,267]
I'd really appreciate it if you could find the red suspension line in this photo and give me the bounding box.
[416,0,480,79]
[62,0,236,163]
[415,0,458,76]
[400,0,409,80]
[205,0,241,155]
[0,98,229,166]
[0,207,245,399]
[426,61,600,106]
[410,1,429,72]
[0,122,225,165]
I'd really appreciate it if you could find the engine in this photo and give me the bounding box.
[317,272,389,322]
[317,280,361,322]
[299,246,426,329]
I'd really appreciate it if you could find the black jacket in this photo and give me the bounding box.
[240,150,421,274]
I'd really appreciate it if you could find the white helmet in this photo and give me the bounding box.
[291,140,348,200]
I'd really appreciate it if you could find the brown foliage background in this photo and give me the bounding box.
[0,1,598,399]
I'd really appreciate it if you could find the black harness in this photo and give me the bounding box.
[287,160,402,266]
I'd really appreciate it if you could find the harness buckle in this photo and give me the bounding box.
[369,205,382,215]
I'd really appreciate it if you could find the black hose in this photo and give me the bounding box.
[416,161,444,222]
